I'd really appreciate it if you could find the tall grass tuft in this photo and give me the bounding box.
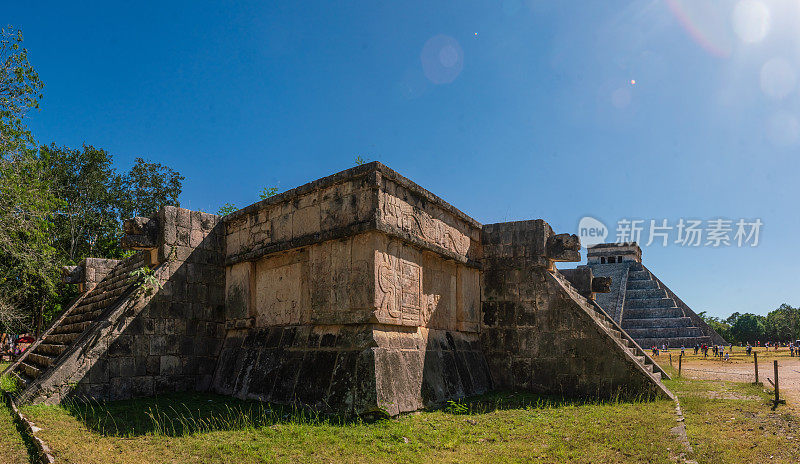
[64,394,355,438]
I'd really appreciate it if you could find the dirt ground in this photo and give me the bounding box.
[657,348,800,411]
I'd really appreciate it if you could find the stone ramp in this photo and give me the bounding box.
[4,254,145,394]
[481,222,673,401]
[551,272,672,393]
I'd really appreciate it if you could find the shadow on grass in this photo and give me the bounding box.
[62,389,662,438]
[439,388,662,415]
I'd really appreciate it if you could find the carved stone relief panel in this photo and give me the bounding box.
[380,181,471,258]
[375,238,422,326]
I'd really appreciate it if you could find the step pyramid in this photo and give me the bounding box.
[585,243,726,349]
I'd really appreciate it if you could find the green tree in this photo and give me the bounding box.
[39,144,121,262]
[697,311,732,342]
[118,157,183,220]
[764,304,799,342]
[0,27,43,155]
[730,313,766,344]
[0,26,57,332]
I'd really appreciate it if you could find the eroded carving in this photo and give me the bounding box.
[377,245,422,323]
[382,192,470,256]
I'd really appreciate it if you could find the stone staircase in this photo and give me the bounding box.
[585,299,669,382]
[620,263,712,349]
[6,254,145,389]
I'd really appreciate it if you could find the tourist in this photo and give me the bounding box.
[746,344,752,356]
[724,351,730,362]
[694,344,699,355]
[681,345,685,357]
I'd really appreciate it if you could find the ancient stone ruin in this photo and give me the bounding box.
[583,243,726,349]
[4,163,673,415]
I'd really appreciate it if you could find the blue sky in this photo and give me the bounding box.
[7,1,800,318]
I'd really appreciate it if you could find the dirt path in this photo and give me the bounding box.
[673,353,800,411]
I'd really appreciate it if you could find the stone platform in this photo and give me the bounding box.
[4,163,673,414]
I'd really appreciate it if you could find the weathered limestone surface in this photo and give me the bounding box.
[216,163,488,415]
[481,221,670,398]
[13,206,226,404]
[6,162,673,413]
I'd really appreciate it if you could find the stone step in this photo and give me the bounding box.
[622,307,684,319]
[625,288,667,300]
[623,317,696,329]
[59,310,101,327]
[627,270,651,281]
[625,297,675,309]
[53,320,94,335]
[625,327,703,339]
[19,361,41,379]
[13,371,33,387]
[46,332,81,345]
[626,279,659,290]
[653,371,661,381]
[27,352,56,369]
[35,343,68,357]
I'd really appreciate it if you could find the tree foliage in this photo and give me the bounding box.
[0,26,56,331]
[118,158,183,220]
[0,27,184,332]
[0,27,43,155]
[699,305,800,344]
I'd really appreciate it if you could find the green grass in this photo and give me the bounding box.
[662,366,800,464]
[0,362,32,464]
[19,392,679,464]
[3,360,798,463]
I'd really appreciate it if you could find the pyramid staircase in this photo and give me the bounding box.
[5,254,145,390]
[620,263,713,349]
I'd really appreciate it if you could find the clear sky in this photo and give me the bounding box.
[7,1,800,318]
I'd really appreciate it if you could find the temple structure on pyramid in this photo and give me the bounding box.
[584,243,725,348]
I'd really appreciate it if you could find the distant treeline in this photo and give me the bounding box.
[699,304,800,344]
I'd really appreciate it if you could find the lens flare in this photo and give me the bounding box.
[760,58,796,100]
[732,0,770,44]
[665,0,733,58]
[420,35,464,84]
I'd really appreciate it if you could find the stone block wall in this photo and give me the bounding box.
[24,206,227,403]
[214,163,490,415]
[481,220,664,399]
